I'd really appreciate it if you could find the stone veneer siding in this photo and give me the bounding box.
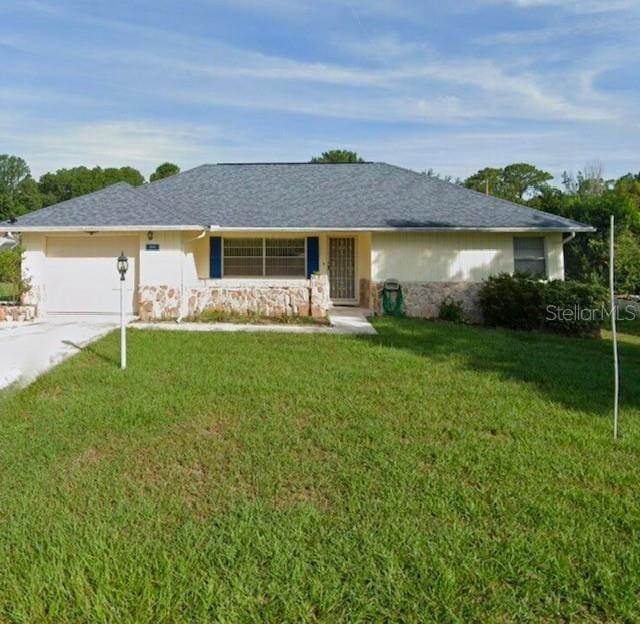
[361,278,483,323]
[138,285,181,321]
[138,275,330,321]
[0,304,36,322]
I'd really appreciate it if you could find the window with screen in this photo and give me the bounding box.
[513,237,546,277]
[265,238,306,276]
[223,238,306,277]
[223,238,264,276]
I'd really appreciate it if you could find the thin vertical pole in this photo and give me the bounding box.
[610,214,619,440]
[120,276,127,370]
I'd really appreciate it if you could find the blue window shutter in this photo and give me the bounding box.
[306,236,319,278]
[210,236,222,278]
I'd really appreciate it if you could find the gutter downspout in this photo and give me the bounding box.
[177,229,208,323]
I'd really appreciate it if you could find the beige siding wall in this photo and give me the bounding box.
[371,231,564,282]
[544,233,564,281]
[190,233,210,280]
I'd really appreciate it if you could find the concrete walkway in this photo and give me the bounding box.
[0,315,120,390]
[134,307,377,336]
[328,306,377,334]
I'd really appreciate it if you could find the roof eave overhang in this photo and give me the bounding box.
[7,225,596,233]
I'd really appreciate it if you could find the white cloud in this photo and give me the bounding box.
[2,0,639,181]
[93,43,613,124]
[0,120,225,177]
[8,0,622,125]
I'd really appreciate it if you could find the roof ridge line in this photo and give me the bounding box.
[215,161,376,166]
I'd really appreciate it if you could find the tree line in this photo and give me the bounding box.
[460,162,640,294]
[2,150,639,293]
[0,156,180,221]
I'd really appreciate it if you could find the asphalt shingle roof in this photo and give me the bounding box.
[4,163,593,232]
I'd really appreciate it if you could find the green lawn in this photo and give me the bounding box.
[1,318,639,622]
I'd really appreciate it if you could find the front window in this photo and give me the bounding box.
[513,237,546,277]
[223,238,306,277]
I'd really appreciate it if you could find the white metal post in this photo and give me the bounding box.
[610,214,619,440]
[120,275,127,370]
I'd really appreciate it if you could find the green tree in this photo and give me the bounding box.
[537,189,639,287]
[14,178,43,216]
[465,164,552,203]
[614,172,640,210]
[0,155,30,193]
[0,155,41,220]
[561,161,611,197]
[38,166,145,207]
[615,229,640,294]
[310,150,365,163]
[150,162,180,182]
[464,167,503,196]
[104,166,145,187]
[502,163,553,201]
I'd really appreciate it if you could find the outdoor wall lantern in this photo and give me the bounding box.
[117,251,129,369]
[117,252,129,281]
[147,231,154,241]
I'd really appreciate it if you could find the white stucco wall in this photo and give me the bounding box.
[20,233,47,308]
[139,231,183,286]
[371,231,564,282]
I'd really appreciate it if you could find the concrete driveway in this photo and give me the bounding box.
[0,316,120,390]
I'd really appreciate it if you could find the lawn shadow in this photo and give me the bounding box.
[362,317,640,416]
[62,340,120,367]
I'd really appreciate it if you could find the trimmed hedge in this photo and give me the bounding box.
[479,274,608,337]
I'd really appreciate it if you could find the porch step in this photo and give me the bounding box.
[327,307,377,335]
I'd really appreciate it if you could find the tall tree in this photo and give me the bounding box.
[536,188,640,290]
[310,150,365,163]
[465,164,552,203]
[561,161,611,196]
[464,167,503,196]
[0,155,30,193]
[104,166,145,187]
[501,163,553,201]
[0,155,38,221]
[38,165,145,207]
[614,172,640,210]
[150,162,180,182]
[13,178,43,216]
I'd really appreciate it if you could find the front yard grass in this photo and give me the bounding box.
[1,318,639,622]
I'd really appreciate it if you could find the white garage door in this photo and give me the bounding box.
[45,236,138,315]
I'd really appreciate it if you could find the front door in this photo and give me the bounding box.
[329,237,356,303]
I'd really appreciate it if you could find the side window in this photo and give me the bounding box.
[513,237,546,277]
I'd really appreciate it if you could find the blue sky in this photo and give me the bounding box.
[1,0,638,182]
